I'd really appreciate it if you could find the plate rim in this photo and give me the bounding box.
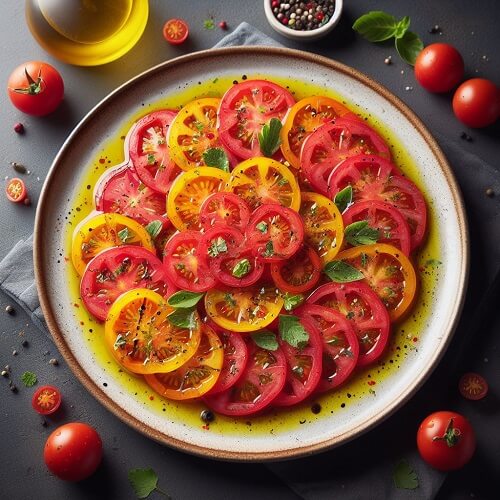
[33,45,469,462]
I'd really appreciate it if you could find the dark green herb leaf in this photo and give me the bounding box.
[224,293,236,307]
[118,227,131,243]
[279,315,309,348]
[344,220,380,246]
[203,147,230,172]
[167,308,197,329]
[128,468,160,499]
[145,220,163,239]
[394,16,410,38]
[352,11,398,42]
[167,291,205,308]
[395,30,423,65]
[252,330,279,351]
[208,237,228,257]
[232,259,251,278]
[334,185,353,213]
[393,460,419,490]
[21,371,37,387]
[324,260,364,283]
[258,118,282,157]
[283,292,305,311]
[262,240,275,258]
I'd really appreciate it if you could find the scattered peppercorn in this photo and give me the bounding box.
[12,350,18,356]
[9,381,18,393]
[21,339,29,347]
[429,25,442,34]
[10,162,27,174]
[5,305,15,314]
[1,370,9,378]
[23,197,31,206]
[311,402,322,414]
[49,358,59,366]
[14,123,24,134]
[219,20,228,30]
[200,409,215,423]
[485,188,494,198]
[460,131,473,142]
[41,418,48,427]
[271,0,336,31]
[384,56,392,65]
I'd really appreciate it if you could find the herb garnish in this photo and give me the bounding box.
[393,459,419,490]
[324,260,364,283]
[344,220,380,246]
[117,227,131,243]
[167,291,205,309]
[258,118,282,157]
[334,185,353,213]
[283,292,305,311]
[279,315,309,348]
[203,18,215,30]
[145,220,163,239]
[21,371,37,387]
[256,221,268,234]
[208,237,228,257]
[128,468,171,499]
[167,308,197,329]
[232,259,251,278]
[252,330,279,351]
[203,147,230,172]
[262,240,275,258]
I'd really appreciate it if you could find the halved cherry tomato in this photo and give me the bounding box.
[144,323,223,400]
[105,288,201,374]
[328,154,427,250]
[205,285,284,332]
[342,200,412,256]
[334,243,417,322]
[204,340,287,416]
[458,372,488,401]
[218,79,295,159]
[32,385,62,415]
[71,212,155,276]
[199,192,251,231]
[299,192,344,264]
[95,163,168,226]
[301,118,391,195]
[163,230,216,293]
[280,96,351,168]
[163,18,189,45]
[81,245,170,321]
[225,157,301,211]
[297,304,359,392]
[168,98,221,170]
[271,245,321,293]
[246,204,304,262]
[274,316,323,406]
[207,325,249,395]
[166,167,229,231]
[307,281,390,367]
[128,109,182,194]
[6,177,27,203]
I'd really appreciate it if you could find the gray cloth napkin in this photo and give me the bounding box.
[1,22,499,500]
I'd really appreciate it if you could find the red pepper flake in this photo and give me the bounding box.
[73,303,80,308]
[80,321,84,326]
[412,337,418,342]
[367,380,376,386]
[99,158,106,164]
[14,123,25,134]
[149,395,155,401]
[202,424,210,430]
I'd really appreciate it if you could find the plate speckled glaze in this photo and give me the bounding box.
[34,47,468,461]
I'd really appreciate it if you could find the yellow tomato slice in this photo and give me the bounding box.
[167,98,221,170]
[71,212,155,275]
[299,192,344,264]
[334,243,417,322]
[205,285,284,333]
[280,96,351,168]
[225,157,300,211]
[144,324,223,400]
[166,167,229,231]
[104,288,201,374]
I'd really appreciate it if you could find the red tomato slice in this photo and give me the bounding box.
[342,200,412,256]
[207,324,249,395]
[328,154,427,250]
[163,18,189,45]
[270,245,321,293]
[32,385,62,415]
[307,281,390,367]
[274,316,323,407]
[297,304,359,392]
[218,79,295,159]
[95,163,168,226]
[204,340,287,416]
[81,245,171,321]
[163,230,216,292]
[300,118,391,195]
[199,192,251,231]
[246,204,304,262]
[128,109,182,194]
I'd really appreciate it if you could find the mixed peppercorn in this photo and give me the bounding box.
[271,0,336,30]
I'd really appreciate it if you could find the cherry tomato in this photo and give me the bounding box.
[199,192,251,231]
[458,372,488,400]
[414,43,464,93]
[6,177,27,203]
[128,109,182,194]
[81,245,170,321]
[7,61,64,116]
[417,411,476,471]
[32,385,62,415]
[44,423,102,481]
[105,288,201,374]
[218,79,295,159]
[452,78,500,128]
[163,18,189,45]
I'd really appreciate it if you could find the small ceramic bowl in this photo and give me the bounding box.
[264,0,343,41]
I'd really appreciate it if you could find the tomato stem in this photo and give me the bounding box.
[432,417,461,447]
[12,68,43,95]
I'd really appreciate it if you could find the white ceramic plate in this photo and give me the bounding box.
[34,47,468,461]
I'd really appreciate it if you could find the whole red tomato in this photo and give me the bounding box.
[414,43,464,93]
[7,61,64,116]
[452,78,499,128]
[417,411,476,471]
[44,422,102,481]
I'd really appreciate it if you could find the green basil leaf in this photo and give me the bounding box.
[167,291,205,308]
[232,258,251,278]
[203,147,230,172]
[256,221,268,233]
[324,260,364,283]
[252,330,279,351]
[394,16,410,39]
[262,240,275,258]
[283,292,305,311]
[167,308,197,329]
[128,468,159,499]
[344,220,380,246]
[395,30,423,65]
[393,460,419,490]
[118,227,131,243]
[145,220,163,239]
[208,237,228,257]
[334,185,353,213]
[258,118,282,157]
[279,315,309,348]
[352,11,398,42]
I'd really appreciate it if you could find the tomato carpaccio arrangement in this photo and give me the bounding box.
[71,79,427,418]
